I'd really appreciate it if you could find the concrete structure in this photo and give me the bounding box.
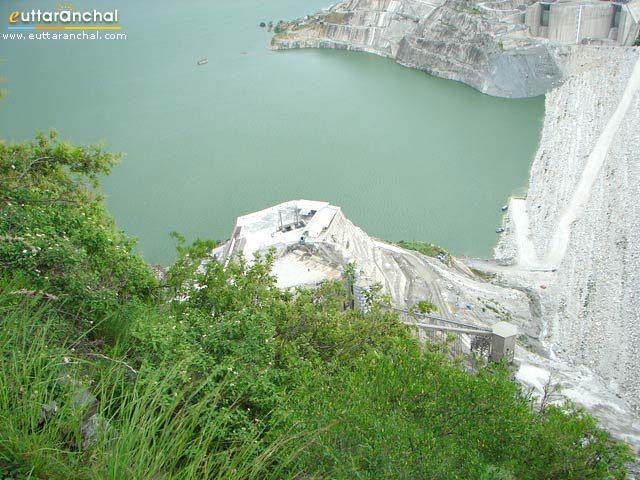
[525,0,640,45]
[621,0,640,44]
[213,200,343,288]
[489,322,518,363]
[395,308,520,364]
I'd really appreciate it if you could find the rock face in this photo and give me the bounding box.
[395,0,565,97]
[496,46,640,415]
[270,0,567,97]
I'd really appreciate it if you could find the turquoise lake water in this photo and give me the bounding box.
[0,0,544,264]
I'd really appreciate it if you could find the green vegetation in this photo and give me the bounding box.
[323,12,347,24]
[412,299,438,314]
[470,267,495,282]
[273,22,286,35]
[397,240,449,259]
[0,133,633,479]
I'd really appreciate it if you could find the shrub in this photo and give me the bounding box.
[0,131,156,338]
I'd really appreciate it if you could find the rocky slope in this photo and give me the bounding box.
[270,0,566,97]
[495,46,640,419]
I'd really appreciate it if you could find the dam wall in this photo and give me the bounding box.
[619,2,640,45]
[550,3,613,43]
[525,0,640,45]
[496,46,640,414]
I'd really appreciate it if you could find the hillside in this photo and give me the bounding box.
[0,132,633,478]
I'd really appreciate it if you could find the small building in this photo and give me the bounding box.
[525,0,640,46]
[489,321,518,363]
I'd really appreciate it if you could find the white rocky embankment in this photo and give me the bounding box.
[270,0,439,58]
[495,46,640,433]
[215,200,534,333]
[270,0,565,98]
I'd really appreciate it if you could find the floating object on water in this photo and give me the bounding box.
[197,59,208,66]
[496,227,505,234]
[259,22,266,27]
[540,284,547,289]
[501,204,509,212]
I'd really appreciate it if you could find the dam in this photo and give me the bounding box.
[525,0,640,45]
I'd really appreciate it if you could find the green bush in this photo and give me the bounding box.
[283,337,632,479]
[0,131,156,339]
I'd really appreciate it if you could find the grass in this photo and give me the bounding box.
[323,12,347,24]
[0,295,308,480]
[0,275,633,479]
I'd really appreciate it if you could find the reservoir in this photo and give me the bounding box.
[0,0,544,265]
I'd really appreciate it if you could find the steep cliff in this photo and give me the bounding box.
[270,0,566,97]
[495,46,640,415]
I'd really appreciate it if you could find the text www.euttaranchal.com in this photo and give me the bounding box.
[2,31,126,40]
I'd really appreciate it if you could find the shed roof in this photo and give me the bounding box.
[492,321,518,338]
